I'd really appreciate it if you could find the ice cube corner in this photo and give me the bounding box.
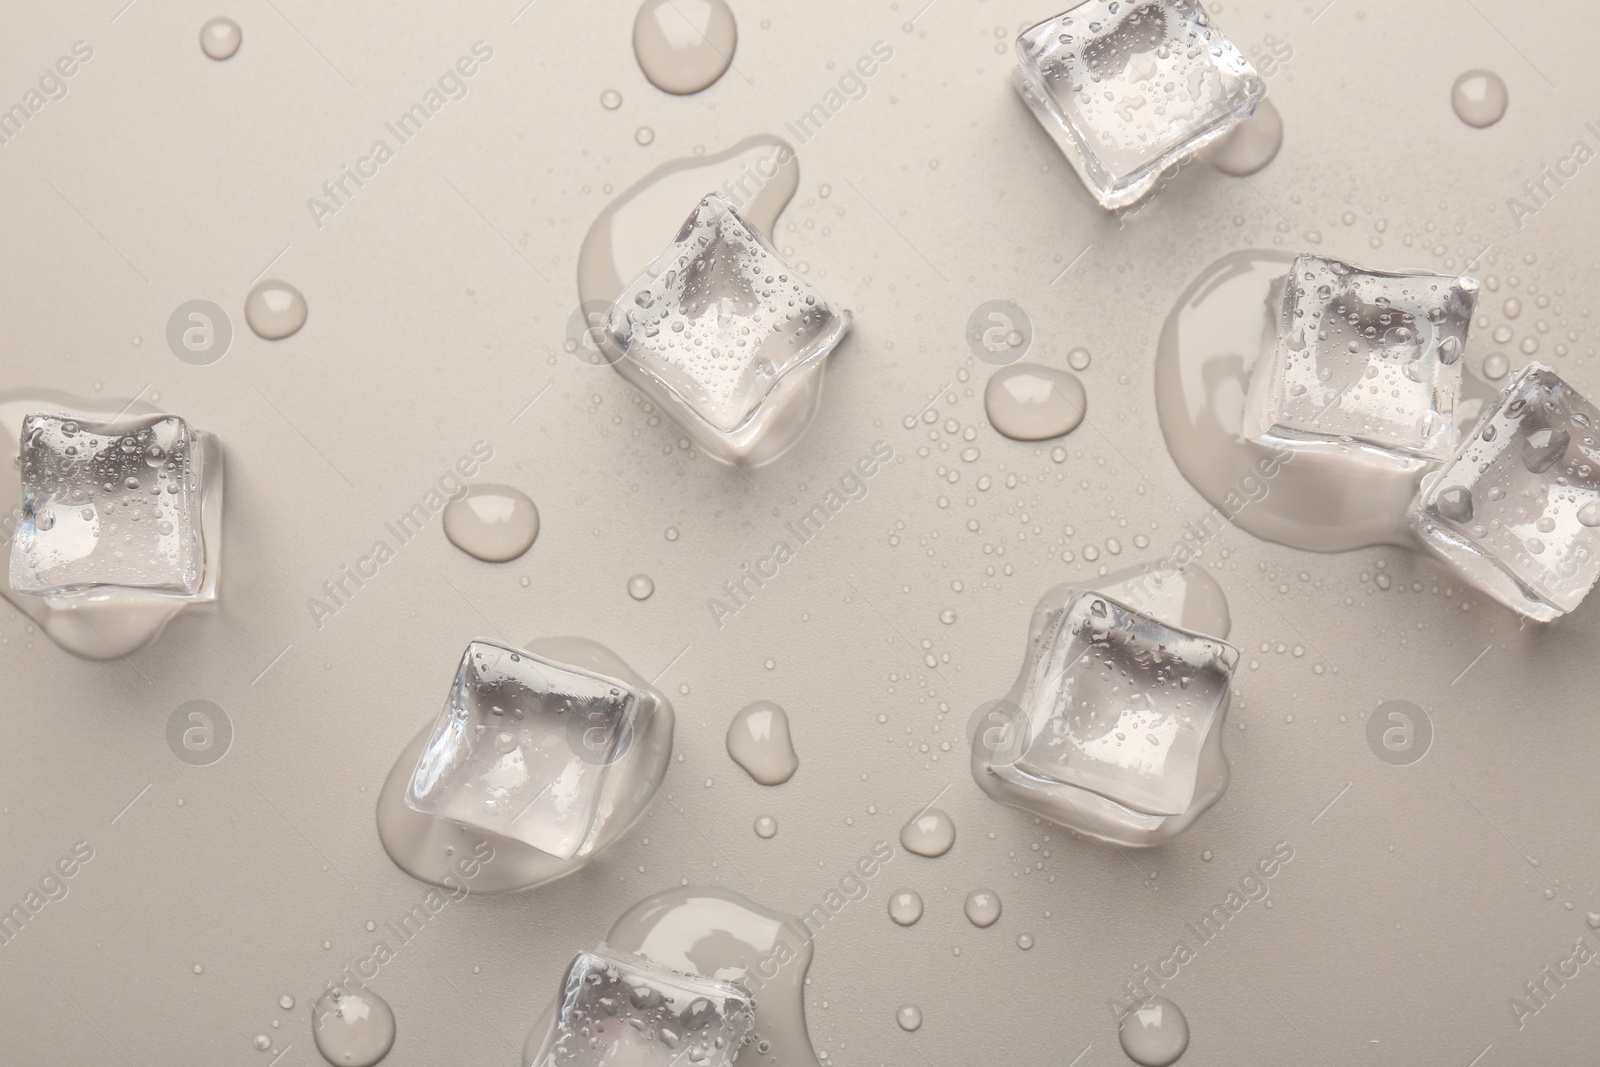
[1014,0,1265,210]
[9,412,210,598]
[1244,253,1478,461]
[606,192,849,465]
[1013,590,1238,817]
[405,639,653,859]
[539,944,755,1067]
[1410,363,1600,621]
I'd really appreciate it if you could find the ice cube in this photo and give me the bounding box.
[405,640,658,859]
[1410,363,1600,621]
[1014,0,1265,210]
[538,944,755,1067]
[1243,254,1478,461]
[607,193,850,466]
[1012,590,1238,817]
[9,412,210,598]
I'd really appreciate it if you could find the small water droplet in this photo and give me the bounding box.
[900,809,956,857]
[244,279,308,340]
[964,888,1002,928]
[200,17,242,61]
[1452,69,1509,128]
[754,815,778,838]
[627,574,655,600]
[895,1004,923,1032]
[888,888,924,926]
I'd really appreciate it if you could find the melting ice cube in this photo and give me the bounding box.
[1011,591,1239,817]
[536,944,755,1067]
[1410,363,1600,620]
[1014,0,1265,210]
[607,193,850,466]
[9,412,211,598]
[406,640,657,859]
[1244,254,1478,461]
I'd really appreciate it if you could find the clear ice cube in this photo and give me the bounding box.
[9,412,209,598]
[539,944,755,1067]
[1410,363,1600,621]
[607,193,849,463]
[1013,590,1238,817]
[1015,0,1265,210]
[406,640,654,859]
[1244,254,1478,461]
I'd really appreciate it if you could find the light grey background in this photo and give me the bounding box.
[1,0,1596,1064]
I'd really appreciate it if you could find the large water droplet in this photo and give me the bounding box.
[200,17,242,60]
[1451,69,1509,128]
[312,987,396,1067]
[963,888,1002,928]
[888,888,924,926]
[1519,427,1570,474]
[1435,485,1474,524]
[441,485,539,562]
[244,280,307,340]
[984,363,1087,441]
[633,0,738,95]
[899,808,956,857]
[896,1004,923,1032]
[726,701,799,785]
[1119,996,1189,1067]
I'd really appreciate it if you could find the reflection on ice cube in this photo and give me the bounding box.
[1410,363,1600,621]
[1243,254,1478,462]
[973,583,1237,846]
[608,193,850,467]
[1014,0,1265,209]
[406,640,659,860]
[9,412,213,599]
[534,944,755,1067]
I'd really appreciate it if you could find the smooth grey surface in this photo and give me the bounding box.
[0,1,1597,1064]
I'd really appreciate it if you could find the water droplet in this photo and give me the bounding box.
[1016,933,1034,950]
[664,526,680,541]
[244,279,307,340]
[984,364,1087,441]
[1578,502,1600,528]
[1452,69,1509,128]
[634,126,656,146]
[279,995,295,1010]
[964,888,1001,928]
[754,814,778,838]
[253,1034,272,1051]
[192,964,204,974]
[312,987,396,1067]
[200,17,242,60]
[1482,352,1510,380]
[1119,996,1189,1067]
[627,574,655,600]
[1435,485,1474,524]
[601,89,623,110]
[633,0,738,95]
[895,1004,923,1032]
[1203,98,1284,176]
[441,485,539,562]
[888,889,924,926]
[726,701,799,785]
[899,808,956,857]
